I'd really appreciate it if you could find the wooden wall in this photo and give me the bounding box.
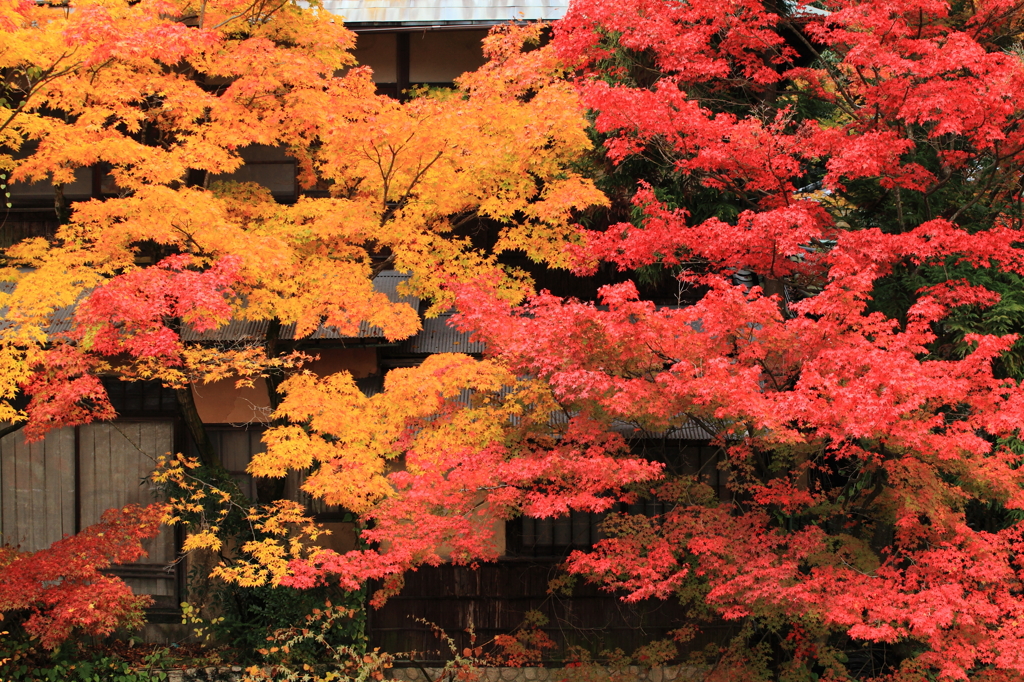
[367,562,691,663]
[368,443,729,661]
[207,426,266,500]
[0,421,180,616]
[0,427,75,552]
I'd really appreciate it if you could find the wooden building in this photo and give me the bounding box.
[0,0,713,660]
[328,0,567,99]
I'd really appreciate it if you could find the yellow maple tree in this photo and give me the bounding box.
[0,0,603,440]
[0,0,614,609]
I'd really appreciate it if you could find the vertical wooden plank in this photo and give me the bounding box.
[521,516,535,550]
[116,424,132,507]
[0,432,16,546]
[90,424,101,525]
[2,432,16,544]
[681,443,700,476]
[76,425,90,528]
[101,423,114,517]
[28,436,41,551]
[59,428,75,540]
[125,422,172,567]
[39,429,70,548]
[14,435,32,548]
[73,426,81,533]
[0,429,72,551]
[30,436,47,551]
[136,423,152,509]
[0,432,4,546]
[157,422,174,565]
[81,426,101,516]
[143,382,160,412]
[85,423,101,526]
[79,424,96,527]
[221,430,246,472]
[29,434,44,549]
[571,511,590,546]
[712,447,729,501]
[111,424,127,513]
[222,430,255,498]
[123,422,139,501]
[537,517,552,547]
[43,431,60,546]
[98,423,114,520]
[124,578,142,596]
[248,430,265,500]
[590,510,605,543]
[145,424,165,565]
[157,423,173,565]
[134,421,158,563]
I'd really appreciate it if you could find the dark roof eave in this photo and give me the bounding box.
[345,20,548,32]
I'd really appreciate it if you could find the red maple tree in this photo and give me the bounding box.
[259,1,1024,679]
[0,504,165,649]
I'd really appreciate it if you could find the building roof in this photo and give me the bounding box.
[398,312,485,354]
[0,271,419,343]
[0,280,79,338]
[320,1,821,28]
[322,0,568,26]
[183,271,420,342]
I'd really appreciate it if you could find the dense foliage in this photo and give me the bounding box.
[0,0,599,440]
[260,1,1024,680]
[8,0,1024,679]
[0,504,164,649]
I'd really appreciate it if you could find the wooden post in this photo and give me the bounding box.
[396,32,410,101]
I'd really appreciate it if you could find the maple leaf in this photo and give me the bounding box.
[0,503,165,648]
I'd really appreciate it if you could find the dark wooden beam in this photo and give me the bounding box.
[396,32,410,101]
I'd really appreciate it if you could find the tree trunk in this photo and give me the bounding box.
[256,317,288,503]
[54,183,70,224]
[0,421,24,440]
[175,384,222,471]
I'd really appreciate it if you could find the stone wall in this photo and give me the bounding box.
[391,666,705,682]
[162,665,706,682]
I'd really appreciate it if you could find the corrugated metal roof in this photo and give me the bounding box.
[1,271,419,343]
[45,302,77,337]
[356,373,385,397]
[0,280,82,339]
[322,0,568,25]
[399,312,485,354]
[617,420,726,441]
[184,271,422,342]
[180,317,267,342]
[414,381,718,441]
